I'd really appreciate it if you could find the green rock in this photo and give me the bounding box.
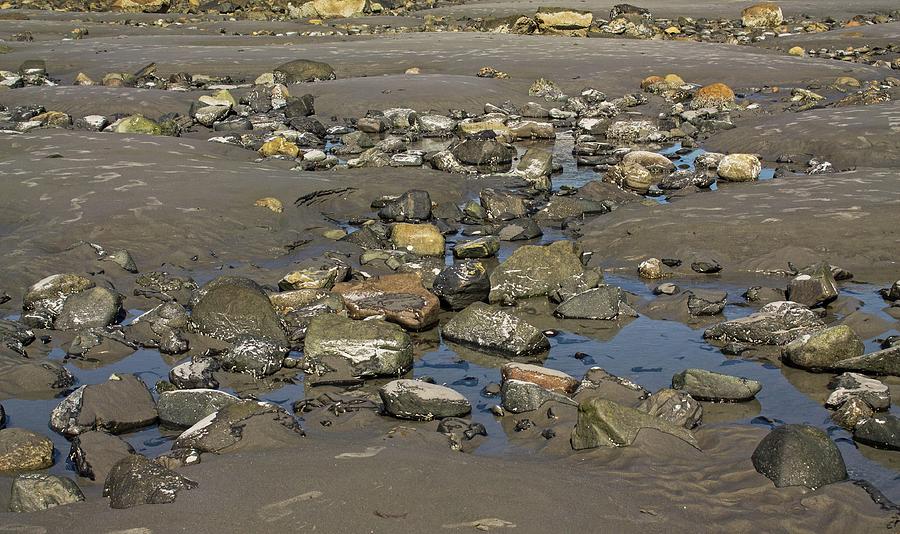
[571,397,699,450]
[441,302,549,357]
[832,345,900,376]
[114,115,162,135]
[672,368,761,402]
[191,277,286,344]
[751,424,847,489]
[782,325,864,370]
[453,236,500,259]
[0,428,54,473]
[303,314,413,378]
[9,474,84,512]
[274,59,336,83]
[489,240,591,303]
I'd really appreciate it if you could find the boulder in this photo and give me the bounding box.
[390,223,445,257]
[571,398,698,450]
[50,374,158,436]
[311,0,370,18]
[489,241,592,303]
[501,362,579,395]
[716,154,761,182]
[691,83,736,110]
[638,258,666,279]
[22,273,94,327]
[782,325,864,370]
[517,148,553,189]
[333,273,440,330]
[379,379,471,420]
[622,150,676,175]
[259,137,299,158]
[535,8,593,31]
[0,354,74,397]
[273,59,335,84]
[703,301,824,345]
[854,415,900,450]
[832,345,900,376]
[169,357,219,389]
[741,3,784,28]
[880,281,900,302]
[218,337,287,378]
[54,287,123,330]
[751,424,847,489]
[450,138,516,167]
[191,277,286,344]
[686,290,727,316]
[441,302,550,357]
[112,0,169,13]
[0,428,54,473]
[378,190,432,222]
[553,286,637,320]
[453,236,500,259]
[173,401,302,454]
[672,368,761,402]
[501,379,577,413]
[68,431,135,482]
[9,474,84,513]
[479,189,528,221]
[832,397,874,430]
[826,373,890,411]
[786,264,838,307]
[303,314,413,378]
[637,389,702,429]
[432,261,490,311]
[114,115,162,135]
[104,455,197,509]
[158,389,242,428]
[605,162,652,194]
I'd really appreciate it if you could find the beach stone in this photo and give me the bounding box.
[378,190,431,222]
[218,337,287,378]
[672,368,762,402]
[102,249,138,273]
[22,273,94,325]
[489,241,590,303]
[479,189,528,221]
[333,273,439,330]
[571,398,698,450]
[692,83,735,110]
[112,0,169,13]
[54,287,123,330]
[193,105,229,127]
[284,94,315,118]
[453,236,500,259]
[704,301,824,345]
[687,290,727,316]
[622,150,675,175]
[9,474,84,513]
[741,2,784,28]
[158,389,242,428]
[169,357,219,389]
[173,401,302,454]
[390,223,445,257]
[501,379,577,413]
[553,286,636,320]
[782,325,864,370]
[259,137,300,158]
[304,314,413,378]
[441,302,549,357]
[606,162,652,194]
[114,115,161,135]
[432,261,490,311]
[501,363,579,395]
[786,263,838,307]
[0,319,34,357]
[311,0,369,18]
[0,429,54,473]
[0,355,74,396]
[380,379,471,420]
[191,277,286,344]
[50,375,158,437]
[717,154,761,182]
[279,268,337,291]
[104,455,197,509]
[880,281,900,302]
[535,7,593,32]
[832,397,874,430]
[637,389,702,429]
[451,138,516,167]
[751,424,847,489]
[833,345,900,376]
[606,120,660,143]
[517,148,553,188]
[854,415,900,450]
[826,373,890,411]
[639,258,666,279]
[418,114,457,137]
[498,218,543,241]
[274,59,335,83]
[68,431,135,482]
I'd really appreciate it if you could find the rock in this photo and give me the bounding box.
[638,258,666,279]
[390,223,445,257]
[442,302,549,357]
[782,325,864,370]
[622,150,675,174]
[529,78,564,100]
[173,401,302,454]
[786,263,838,307]
[690,260,722,274]
[193,105,229,127]
[479,189,528,222]
[50,374,158,436]
[104,455,197,509]
[826,373,890,411]
[418,114,457,137]
[284,94,315,118]
[312,0,370,18]
[453,236,500,259]
[378,190,432,222]
[571,398,698,450]
[218,337,287,378]
[517,149,553,188]
[717,154,761,182]
[832,345,900,376]
[605,162,652,194]
[751,424,847,489]
[279,268,338,291]
[501,379,577,413]
[687,290,727,316]
[854,415,900,450]
[68,431,135,481]
[432,261,490,310]
[303,314,413,378]
[379,379,471,420]
[54,287,123,330]
[259,137,300,158]
[741,2,784,28]
[22,273,94,327]
[832,397,874,430]
[102,249,138,273]
[0,354,74,396]
[9,474,84,512]
[273,59,335,83]
[169,357,219,389]
[637,389,702,429]
[691,83,736,110]
[879,281,900,302]
[489,241,592,303]
[0,319,34,357]
[788,46,805,57]
[606,120,661,143]
[158,389,242,428]
[501,363,579,395]
[535,8,593,33]
[112,0,169,13]
[114,115,161,135]
[191,277,286,344]
[672,368,761,402]
[450,138,516,168]
[333,273,439,330]
[704,301,824,345]
[553,286,637,320]
[0,429,54,473]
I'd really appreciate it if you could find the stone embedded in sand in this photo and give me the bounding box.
[333,272,440,330]
[686,290,727,316]
[826,373,889,411]
[54,287,123,331]
[501,363,579,395]
[311,0,369,18]
[450,138,516,168]
[832,345,900,376]
[114,114,162,135]
[191,277,286,344]
[304,314,413,378]
[73,72,94,86]
[193,104,230,127]
[554,286,637,320]
[453,236,500,259]
[259,137,300,158]
[489,240,590,303]
[501,379,577,413]
[9,474,84,513]
[605,162,652,193]
[788,46,805,56]
[751,424,846,490]
[104,455,197,509]
[254,197,283,213]
[0,353,74,397]
[535,8,593,33]
[173,400,302,454]
[0,428,54,473]
[378,190,432,222]
[786,263,838,307]
[672,368,762,402]
[529,77,564,100]
[880,281,900,302]
[704,301,824,346]
[571,397,698,450]
[741,3,784,28]
[50,374,158,437]
[782,325,864,370]
[1,319,35,357]
[274,59,335,83]
[158,389,242,428]
[218,337,287,378]
[441,302,549,357]
[22,273,94,325]
[68,431,135,482]
[854,414,900,450]
[638,258,666,279]
[716,153,761,182]
[432,261,490,311]
[637,389,702,429]
[379,379,471,420]
[112,0,170,13]
[390,223,445,257]
[691,82,736,110]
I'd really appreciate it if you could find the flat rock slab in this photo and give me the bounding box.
[103,455,197,509]
[441,302,550,357]
[571,397,698,450]
[672,368,762,402]
[379,379,471,421]
[50,374,157,436]
[68,431,135,482]
[332,273,440,330]
[303,314,413,379]
[173,401,303,454]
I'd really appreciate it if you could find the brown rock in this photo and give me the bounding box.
[501,362,579,395]
[332,273,440,330]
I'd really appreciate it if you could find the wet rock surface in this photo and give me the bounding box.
[752,424,848,490]
[103,454,197,509]
[441,302,550,357]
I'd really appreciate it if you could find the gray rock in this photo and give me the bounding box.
[751,424,847,489]
[193,105,229,127]
[854,414,900,450]
[703,301,824,345]
[554,285,637,320]
[284,94,315,118]
[832,345,900,376]
[571,397,698,450]
[9,474,84,512]
[102,249,138,273]
[68,431,135,482]
[432,261,490,311]
[379,379,471,420]
[672,368,761,402]
[501,379,577,413]
[273,59,335,83]
[418,114,457,137]
[50,374,158,436]
[441,302,550,357]
[22,273,95,328]
[173,401,302,454]
[450,138,516,167]
[782,325,864,370]
[0,319,35,357]
[104,455,197,509]
[55,287,123,330]
[169,357,219,389]
[218,337,286,378]
[637,389,702,429]
[191,277,286,344]
[303,314,413,379]
[686,290,727,316]
[0,428,54,473]
[826,373,890,411]
[498,218,543,241]
[0,354,74,397]
[157,389,242,428]
[489,241,593,304]
[832,397,874,430]
[880,281,900,302]
[378,190,432,222]
[785,263,838,307]
[479,188,528,221]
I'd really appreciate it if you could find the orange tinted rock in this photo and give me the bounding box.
[501,362,579,395]
[332,273,439,330]
[691,82,735,109]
